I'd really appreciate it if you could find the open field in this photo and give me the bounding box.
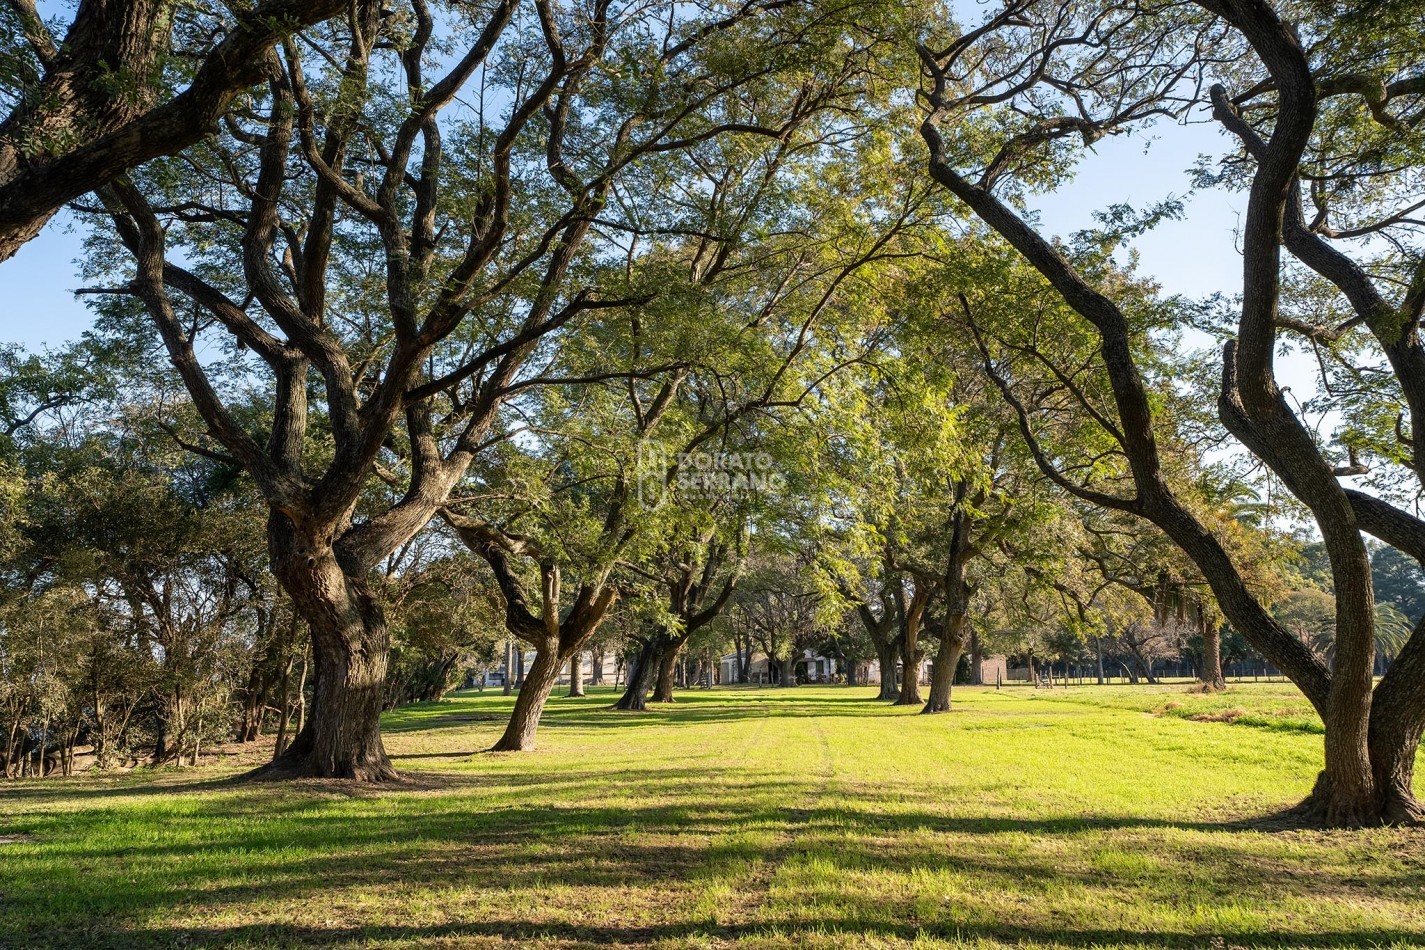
[2,683,1422,949]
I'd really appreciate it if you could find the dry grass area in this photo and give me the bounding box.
[1,683,1422,949]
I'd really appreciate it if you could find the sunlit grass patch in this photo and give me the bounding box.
[1,684,1421,948]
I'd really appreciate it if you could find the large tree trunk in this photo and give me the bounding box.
[492,639,561,751]
[1367,709,1425,825]
[923,625,968,714]
[264,525,397,782]
[1199,620,1227,692]
[651,643,680,703]
[778,655,798,687]
[893,589,927,706]
[1365,617,1425,823]
[875,638,900,701]
[613,642,658,711]
[924,520,972,714]
[893,646,923,705]
[968,628,983,685]
[567,652,585,697]
[278,612,394,779]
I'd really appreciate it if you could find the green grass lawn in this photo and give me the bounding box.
[2,683,1422,949]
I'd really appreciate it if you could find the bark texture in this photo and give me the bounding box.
[263,518,397,780]
[614,642,658,711]
[1199,620,1227,692]
[0,0,349,260]
[494,639,564,751]
[567,652,585,698]
[918,0,1424,824]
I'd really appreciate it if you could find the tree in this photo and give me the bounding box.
[830,555,903,700]
[1373,544,1425,624]
[616,523,741,710]
[2,396,277,774]
[80,0,854,778]
[1076,509,1237,691]
[0,0,353,260]
[919,0,1425,822]
[732,552,826,687]
[814,275,1065,712]
[383,547,504,707]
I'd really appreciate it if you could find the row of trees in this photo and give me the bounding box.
[1,0,1421,825]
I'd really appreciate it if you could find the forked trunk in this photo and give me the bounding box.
[493,639,561,751]
[893,648,923,706]
[651,643,680,702]
[614,642,658,711]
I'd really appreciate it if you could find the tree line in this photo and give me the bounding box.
[0,0,1421,826]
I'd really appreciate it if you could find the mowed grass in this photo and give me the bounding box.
[1,684,1423,949]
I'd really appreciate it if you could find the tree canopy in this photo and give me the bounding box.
[1,0,1422,828]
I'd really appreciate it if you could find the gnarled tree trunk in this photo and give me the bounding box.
[614,641,659,711]
[651,643,680,702]
[264,522,397,781]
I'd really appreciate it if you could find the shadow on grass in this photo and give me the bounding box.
[31,919,1425,950]
[381,686,1004,736]
[5,686,1418,949]
[4,758,1422,949]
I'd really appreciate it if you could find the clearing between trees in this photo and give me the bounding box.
[2,684,1422,949]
